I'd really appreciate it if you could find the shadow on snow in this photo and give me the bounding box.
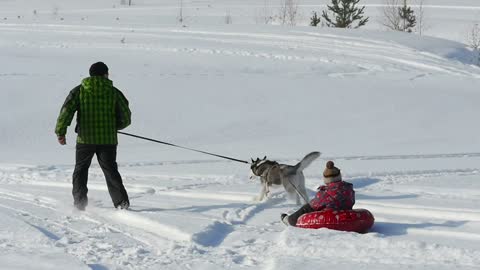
[372,220,468,237]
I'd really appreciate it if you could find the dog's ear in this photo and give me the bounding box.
[263,156,267,160]
[251,158,254,163]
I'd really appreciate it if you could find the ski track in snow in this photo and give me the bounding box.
[0,193,159,268]
[1,152,480,269]
[0,172,287,268]
[1,23,479,79]
[0,184,210,268]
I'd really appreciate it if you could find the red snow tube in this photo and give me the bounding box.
[296,209,374,233]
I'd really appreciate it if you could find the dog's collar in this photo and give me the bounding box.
[252,159,279,179]
[256,159,269,167]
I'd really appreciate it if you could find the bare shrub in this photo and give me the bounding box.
[468,23,480,50]
[255,0,275,24]
[177,0,185,25]
[380,0,422,33]
[278,0,300,26]
[467,23,480,65]
[414,0,427,35]
[379,0,403,31]
[225,9,232,24]
[52,6,59,17]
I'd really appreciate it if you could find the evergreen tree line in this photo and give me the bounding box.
[312,0,419,34]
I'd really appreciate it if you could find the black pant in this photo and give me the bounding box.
[72,144,129,207]
[287,203,314,226]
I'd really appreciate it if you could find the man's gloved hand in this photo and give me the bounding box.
[57,135,66,145]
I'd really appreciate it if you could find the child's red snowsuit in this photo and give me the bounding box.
[309,181,355,211]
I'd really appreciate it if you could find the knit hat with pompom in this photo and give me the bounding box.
[323,161,341,183]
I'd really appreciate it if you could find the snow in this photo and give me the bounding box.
[1,0,480,269]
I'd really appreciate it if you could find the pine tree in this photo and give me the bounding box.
[321,0,369,28]
[310,11,321,26]
[399,0,416,32]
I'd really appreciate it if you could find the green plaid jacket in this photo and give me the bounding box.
[55,76,131,144]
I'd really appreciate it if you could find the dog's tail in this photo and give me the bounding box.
[295,151,321,172]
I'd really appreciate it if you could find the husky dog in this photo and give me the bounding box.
[250,152,321,205]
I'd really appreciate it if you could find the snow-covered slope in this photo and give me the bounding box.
[1,1,480,269]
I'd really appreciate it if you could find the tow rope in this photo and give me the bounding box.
[118,131,250,164]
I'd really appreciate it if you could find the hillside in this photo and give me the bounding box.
[1,1,480,269]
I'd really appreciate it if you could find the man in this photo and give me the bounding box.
[281,160,355,226]
[55,62,132,211]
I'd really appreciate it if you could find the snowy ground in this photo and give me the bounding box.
[1,1,480,269]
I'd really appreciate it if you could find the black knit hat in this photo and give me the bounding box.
[89,62,109,76]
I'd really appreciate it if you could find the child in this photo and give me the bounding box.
[281,161,355,226]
